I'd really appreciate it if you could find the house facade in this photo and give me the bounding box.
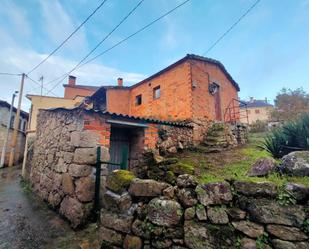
[240,98,273,124]
[0,100,28,166]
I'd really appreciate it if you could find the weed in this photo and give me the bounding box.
[277,186,296,206]
[256,233,269,249]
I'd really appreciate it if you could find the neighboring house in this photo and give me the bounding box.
[0,100,28,165]
[240,98,273,124]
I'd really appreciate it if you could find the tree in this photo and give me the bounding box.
[271,88,309,121]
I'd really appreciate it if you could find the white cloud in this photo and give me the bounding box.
[0,0,31,37]
[39,0,88,53]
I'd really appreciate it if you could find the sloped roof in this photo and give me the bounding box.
[44,106,192,127]
[0,100,29,119]
[130,54,240,91]
[241,100,273,108]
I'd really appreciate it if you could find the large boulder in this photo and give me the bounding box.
[100,210,133,233]
[123,235,143,249]
[73,147,97,165]
[99,226,124,247]
[207,207,229,224]
[176,174,198,188]
[59,196,91,228]
[106,170,135,194]
[247,157,276,177]
[102,190,132,213]
[233,181,278,198]
[271,239,309,249]
[266,225,308,241]
[129,179,170,197]
[196,182,232,206]
[280,151,309,176]
[75,176,95,202]
[284,183,309,202]
[147,198,183,227]
[176,188,198,207]
[232,221,264,238]
[184,221,214,249]
[241,198,306,227]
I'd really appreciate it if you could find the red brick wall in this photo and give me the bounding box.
[64,86,97,99]
[106,88,130,115]
[144,124,159,150]
[190,60,239,121]
[128,61,192,121]
[83,113,111,148]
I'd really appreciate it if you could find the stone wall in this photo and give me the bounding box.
[29,109,109,228]
[100,167,309,248]
[157,124,194,155]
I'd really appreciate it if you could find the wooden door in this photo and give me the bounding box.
[214,88,222,121]
[108,127,130,171]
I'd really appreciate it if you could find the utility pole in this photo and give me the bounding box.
[8,73,25,167]
[0,91,18,168]
[39,76,44,96]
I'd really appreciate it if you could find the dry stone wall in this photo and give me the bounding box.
[29,109,109,228]
[100,166,309,248]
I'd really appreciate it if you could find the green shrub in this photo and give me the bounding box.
[260,114,309,158]
[250,120,268,133]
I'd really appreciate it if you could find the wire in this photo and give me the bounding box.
[45,0,190,94]
[0,72,22,76]
[46,0,145,89]
[202,0,261,55]
[26,0,109,75]
[26,75,58,97]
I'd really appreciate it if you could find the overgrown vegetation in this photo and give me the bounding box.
[173,132,309,186]
[250,120,268,133]
[260,114,309,158]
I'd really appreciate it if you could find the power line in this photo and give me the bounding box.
[45,0,145,93]
[45,0,190,94]
[27,0,109,75]
[26,75,58,97]
[203,0,261,55]
[0,72,22,76]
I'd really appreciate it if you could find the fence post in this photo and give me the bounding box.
[94,146,101,220]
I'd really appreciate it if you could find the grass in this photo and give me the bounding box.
[174,132,309,186]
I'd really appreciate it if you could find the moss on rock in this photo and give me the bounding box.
[106,170,135,194]
[168,163,194,175]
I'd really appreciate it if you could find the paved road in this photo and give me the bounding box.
[0,166,99,249]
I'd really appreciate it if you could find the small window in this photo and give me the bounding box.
[153,86,160,99]
[135,94,142,106]
[255,109,260,114]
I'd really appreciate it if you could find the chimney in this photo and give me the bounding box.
[117,77,123,87]
[68,75,76,86]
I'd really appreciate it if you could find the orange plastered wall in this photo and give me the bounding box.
[190,60,239,121]
[64,86,97,99]
[129,62,192,121]
[144,124,159,150]
[106,88,130,115]
[83,113,111,148]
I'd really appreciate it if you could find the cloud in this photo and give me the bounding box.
[39,0,88,53]
[0,0,31,37]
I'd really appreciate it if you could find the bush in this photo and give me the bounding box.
[260,114,309,158]
[250,120,268,133]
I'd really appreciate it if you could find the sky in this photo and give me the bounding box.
[0,0,309,111]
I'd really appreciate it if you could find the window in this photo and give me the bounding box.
[153,86,160,99]
[135,94,142,106]
[255,109,260,114]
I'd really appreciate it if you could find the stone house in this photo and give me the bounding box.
[27,54,242,226]
[240,98,273,124]
[0,100,28,165]
[65,54,240,143]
